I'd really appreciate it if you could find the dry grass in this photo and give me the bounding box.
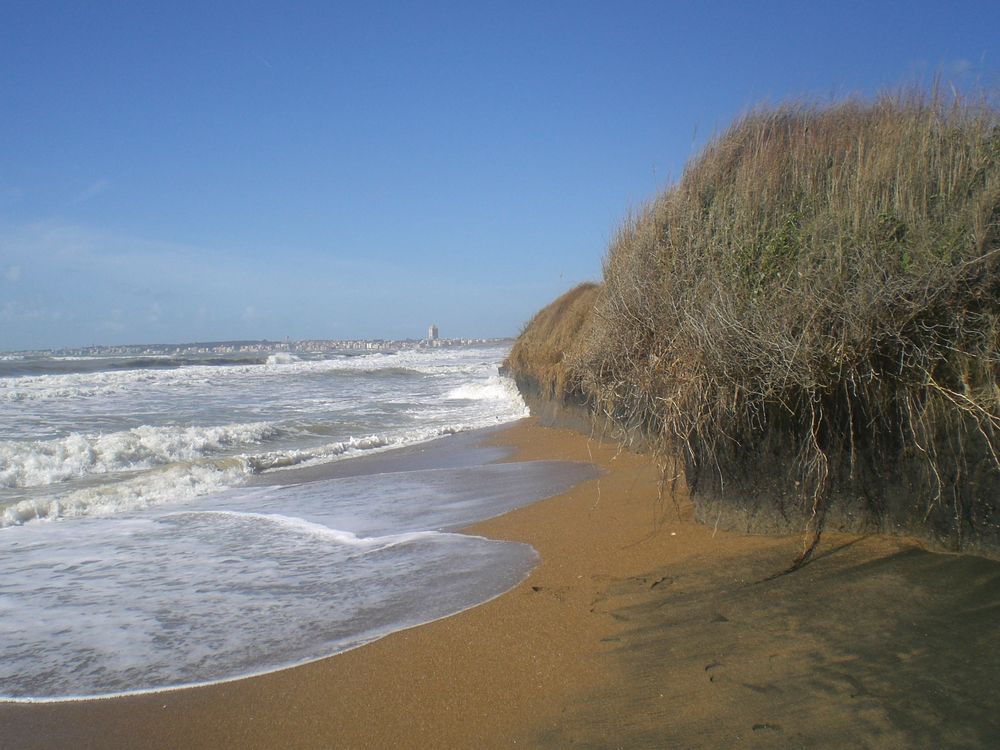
[504,282,601,399]
[567,90,1000,558]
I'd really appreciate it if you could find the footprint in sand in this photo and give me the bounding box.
[705,661,725,682]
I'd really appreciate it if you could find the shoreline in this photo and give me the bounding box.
[0,423,595,706]
[1,541,541,708]
[3,418,999,748]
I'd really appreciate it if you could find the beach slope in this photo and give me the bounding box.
[2,418,999,748]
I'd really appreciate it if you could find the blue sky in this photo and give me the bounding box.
[1,1,997,350]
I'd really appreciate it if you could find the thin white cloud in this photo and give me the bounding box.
[1,221,208,283]
[0,301,46,322]
[71,179,110,204]
[0,218,436,350]
[4,265,20,282]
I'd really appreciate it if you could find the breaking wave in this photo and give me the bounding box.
[0,422,281,489]
[1,461,246,526]
[445,375,526,403]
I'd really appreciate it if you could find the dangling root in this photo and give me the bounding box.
[759,517,826,582]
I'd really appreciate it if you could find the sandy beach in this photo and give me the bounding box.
[3,417,999,748]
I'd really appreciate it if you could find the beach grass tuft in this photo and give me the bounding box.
[505,282,601,400]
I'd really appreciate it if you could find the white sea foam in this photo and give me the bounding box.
[445,374,526,403]
[245,434,392,472]
[171,510,440,549]
[0,425,506,525]
[245,427,476,474]
[0,367,187,402]
[0,342,569,701]
[0,422,280,488]
[1,462,245,526]
[0,346,508,403]
[0,344,530,527]
[265,353,300,365]
[0,475,542,701]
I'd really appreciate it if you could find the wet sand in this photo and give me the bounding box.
[2,418,999,748]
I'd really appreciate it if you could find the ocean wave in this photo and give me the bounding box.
[445,374,525,402]
[105,356,272,370]
[0,355,274,380]
[1,461,246,526]
[0,425,467,526]
[243,421,509,475]
[0,367,183,401]
[0,422,280,488]
[0,356,402,402]
[0,346,510,402]
[244,434,392,473]
[265,353,301,365]
[165,510,440,550]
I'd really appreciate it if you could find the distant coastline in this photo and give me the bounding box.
[2,336,513,360]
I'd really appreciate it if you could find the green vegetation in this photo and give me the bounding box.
[510,90,1000,557]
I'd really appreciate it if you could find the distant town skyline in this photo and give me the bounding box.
[2,2,998,350]
[3,334,508,358]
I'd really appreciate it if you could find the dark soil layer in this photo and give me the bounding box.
[685,409,1000,555]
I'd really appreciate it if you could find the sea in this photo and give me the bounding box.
[0,342,597,701]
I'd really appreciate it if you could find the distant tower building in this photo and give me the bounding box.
[428,324,439,341]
